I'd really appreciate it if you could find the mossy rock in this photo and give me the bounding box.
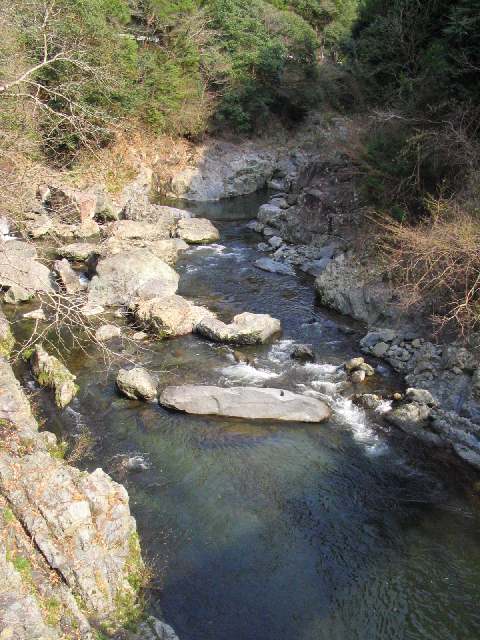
[30,345,78,408]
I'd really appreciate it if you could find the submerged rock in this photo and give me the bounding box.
[30,345,78,408]
[116,367,157,402]
[95,324,121,342]
[196,312,281,345]
[159,385,331,422]
[175,217,220,244]
[254,258,295,276]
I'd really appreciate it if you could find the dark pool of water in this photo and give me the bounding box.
[18,193,480,640]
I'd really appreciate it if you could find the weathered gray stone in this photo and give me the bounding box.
[345,357,364,372]
[160,385,331,422]
[196,312,281,345]
[0,240,53,299]
[0,451,140,622]
[132,616,180,640]
[386,402,431,431]
[132,295,213,338]
[88,249,179,307]
[351,369,366,383]
[165,142,277,201]
[291,344,315,363]
[26,213,53,238]
[0,307,14,357]
[53,259,85,295]
[254,258,295,276]
[405,388,437,407]
[300,258,331,277]
[57,242,100,262]
[106,219,171,241]
[95,324,121,342]
[315,253,395,325]
[175,218,220,245]
[372,341,389,358]
[3,285,33,304]
[117,367,157,401]
[268,236,283,249]
[123,196,191,226]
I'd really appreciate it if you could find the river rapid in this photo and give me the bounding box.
[20,193,480,640]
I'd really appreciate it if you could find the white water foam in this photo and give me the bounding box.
[188,243,226,255]
[220,363,280,384]
[332,396,388,456]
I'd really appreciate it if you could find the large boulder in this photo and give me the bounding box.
[132,295,213,338]
[175,218,220,245]
[88,249,179,306]
[101,237,188,266]
[57,242,100,262]
[30,345,78,408]
[116,367,157,401]
[159,385,331,422]
[0,306,14,357]
[315,252,395,325]
[132,616,180,640]
[0,240,54,300]
[196,312,281,345]
[164,141,278,201]
[123,195,191,225]
[106,220,171,241]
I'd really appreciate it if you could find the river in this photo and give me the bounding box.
[19,192,480,640]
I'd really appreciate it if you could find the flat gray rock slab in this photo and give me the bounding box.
[159,385,331,423]
[254,258,295,276]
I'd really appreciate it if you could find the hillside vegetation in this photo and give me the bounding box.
[1,0,480,336]
[349,0,480,335]
[0,0,358,162]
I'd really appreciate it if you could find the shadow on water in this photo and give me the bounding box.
[14,192,480,640]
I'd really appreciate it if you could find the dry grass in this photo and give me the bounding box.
[376,197,480,336]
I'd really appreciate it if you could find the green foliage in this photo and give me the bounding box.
[206,0,319,131]
[1,0,362,153]
[351,0,480,109]
[351,0,480,222]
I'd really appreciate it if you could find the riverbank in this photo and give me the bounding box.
[244,144,480,474]
[1,124,480,639]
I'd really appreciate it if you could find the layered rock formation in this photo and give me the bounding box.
[0,329,145,638]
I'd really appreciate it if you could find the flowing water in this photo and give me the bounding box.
[18,193,480,640]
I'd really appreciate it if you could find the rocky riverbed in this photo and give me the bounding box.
[1,131,480,640]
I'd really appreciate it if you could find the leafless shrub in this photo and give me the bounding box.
[376,197,480,337]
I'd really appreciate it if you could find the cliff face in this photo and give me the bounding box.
[0,309,144,639]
